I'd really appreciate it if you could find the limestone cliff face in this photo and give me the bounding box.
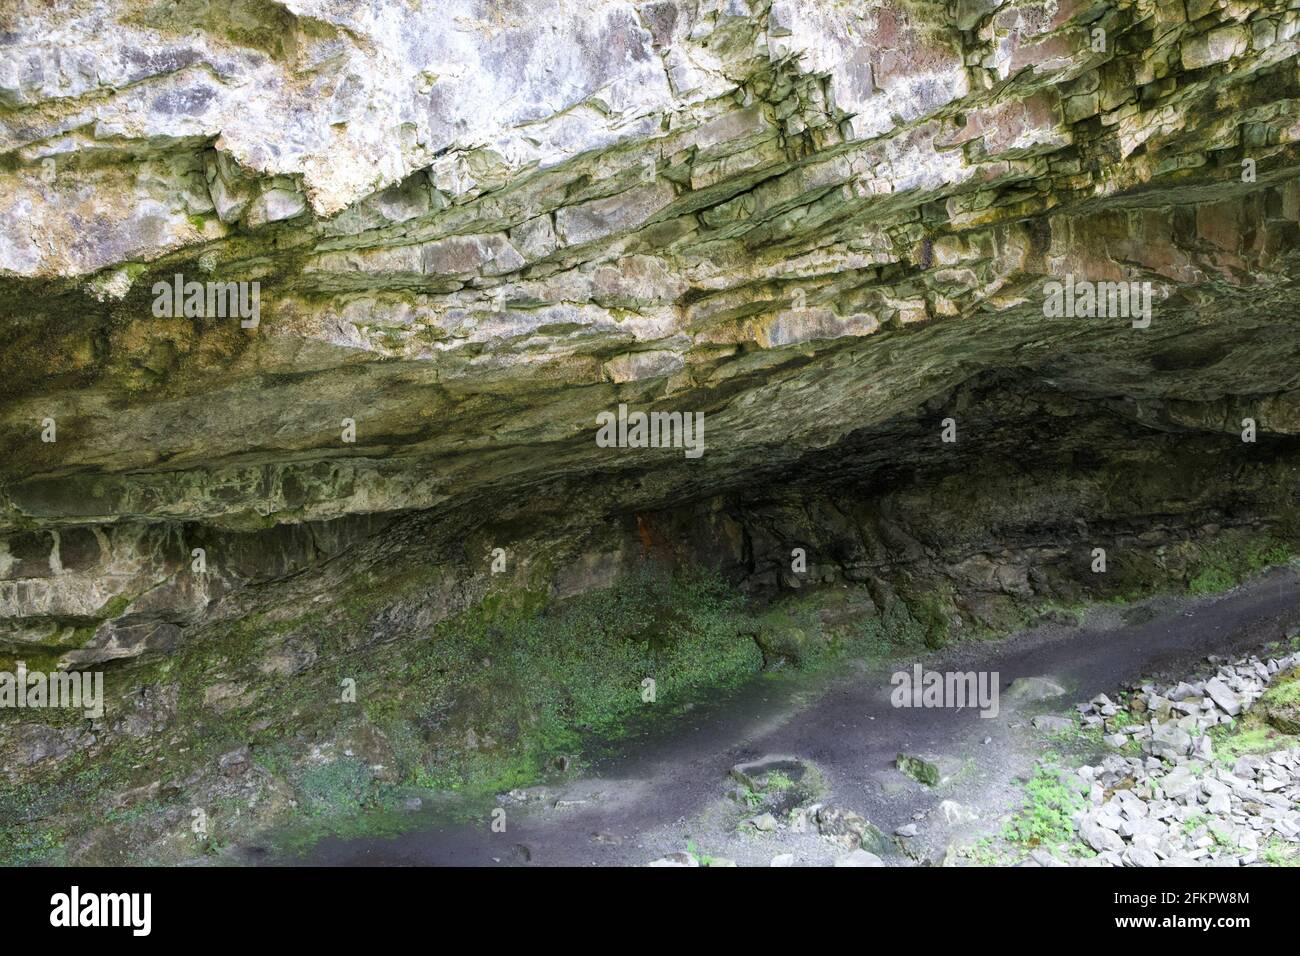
[1,1,1299,859]
[4,0,1299,600]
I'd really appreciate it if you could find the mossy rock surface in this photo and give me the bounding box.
[896,752,942,787]
[1261,667,1300,736]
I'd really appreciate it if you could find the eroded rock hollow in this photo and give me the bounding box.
[1,0,1298,864]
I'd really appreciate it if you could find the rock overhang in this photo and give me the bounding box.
[1,0,1299,638]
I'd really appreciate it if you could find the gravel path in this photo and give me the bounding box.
[273,566,1300,866]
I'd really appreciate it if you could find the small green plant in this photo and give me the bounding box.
[1206,821,1238,849]
[856,597,940,654]
[1075,726,1105,747]
[1035,602,1087,627]
[295,759,373,817]
[1261,839,1300,866]
[959,836,1007,866]
[686,840,716,867]
[1109,709,1135,729]
[1186,537,1294,595]
[1188,566,1236,595]
[766,771,795,791]
[1210,718,1291,760]
[1003,766,1085,851]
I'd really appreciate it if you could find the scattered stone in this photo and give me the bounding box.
[770,854,795,867]
[895,823,919,837]
[1031,715,1076,734]
[939,800,979,825]
[788,807,810,833]
[834,849,884,867]
[1192,734,1214,761]
[1150,723,1192,760]
[1081,817,1125,853]
[1029,848,1068,867]
[503,787,547,803]
[750,813,779,832]
[815,805,889,853]
[1059,647,1300,868]
[1123,846,1161,867]
[1204,677,1242,717]
[648,852,698,867]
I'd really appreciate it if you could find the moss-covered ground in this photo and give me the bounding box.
[1,531,1294,865]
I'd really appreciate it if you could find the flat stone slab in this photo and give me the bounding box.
[729,756,809,791]
[1005,676,1068,702]
[728,755,824,815]
[895,752,963,787]
[1031,715,1076,734]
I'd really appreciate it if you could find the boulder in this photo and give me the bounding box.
[1150,724,1193,760]
[1204,677,1242,717]
[1080,817,1125,853]
[815,806,890,854]
[1031,715,1076,734]
[899,749,961,790]
[938,800,979,825]
[1005,677,1067,702]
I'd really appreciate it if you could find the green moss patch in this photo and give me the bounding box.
[1186,536,1294,596]
[1,565,771,863]
[1003,765,1088,855]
